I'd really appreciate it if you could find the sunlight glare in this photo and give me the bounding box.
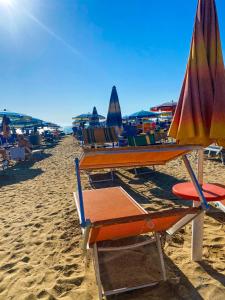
[0,0,13,7]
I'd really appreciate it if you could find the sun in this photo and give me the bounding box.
[0,0,13,7]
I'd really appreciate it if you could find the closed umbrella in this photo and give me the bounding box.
[106,86,122,127]
[169,0,225,146]
[89,106,100,127]
[168,0,225,262]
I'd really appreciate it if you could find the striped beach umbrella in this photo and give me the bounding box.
[106,86,122,127]
[169,0,225,146]
[89,106,100,127]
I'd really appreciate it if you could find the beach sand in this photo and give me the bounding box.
[0,136,224,300]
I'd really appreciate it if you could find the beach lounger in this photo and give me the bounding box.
[82,127,118,148]
[73,159,204,299]
[204,145,224,164]
[78,144,202,182]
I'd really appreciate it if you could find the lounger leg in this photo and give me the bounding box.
[93,243,103,300]
[155,233,167,281]
[111,169,114,181]
[82,223,91,255]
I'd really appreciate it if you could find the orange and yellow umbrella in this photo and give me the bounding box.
[169,0,225,146]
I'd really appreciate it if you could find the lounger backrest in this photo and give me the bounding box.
[82,127,118,145]
[88,207,201,244]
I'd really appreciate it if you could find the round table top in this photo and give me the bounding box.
[172,182,225,202]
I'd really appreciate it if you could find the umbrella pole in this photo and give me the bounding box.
[192,148,204,261]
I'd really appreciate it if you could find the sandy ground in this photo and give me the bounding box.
[0,136,224,300]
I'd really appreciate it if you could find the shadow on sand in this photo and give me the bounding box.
[91,168,191,207]
[198,260,225,287]
[106,254,204,300]
[0,153,51,187]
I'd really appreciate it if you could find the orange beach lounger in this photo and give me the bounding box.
[73,145,209,299]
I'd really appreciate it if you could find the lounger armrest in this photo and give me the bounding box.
[90,207,201,228]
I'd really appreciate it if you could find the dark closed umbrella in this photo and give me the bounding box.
[106,86,122,127]
[89,106,100,127]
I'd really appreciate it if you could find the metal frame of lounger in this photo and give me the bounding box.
[73,146,209,299]
[78,144,210,190]
[215,200,225,213]
[73,186,203,299]
[204,145,224,164]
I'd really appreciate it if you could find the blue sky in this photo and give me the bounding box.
[0,0,225,125]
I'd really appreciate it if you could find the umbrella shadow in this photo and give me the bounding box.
[117,169,191,207]
[198,261,225,287]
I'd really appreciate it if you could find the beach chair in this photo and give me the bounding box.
[78,144,203,183]
[82,127,118,148]
[73,158,204,299]
[0,148,9,170]
[127,133,155,147]
[204,145,224,164]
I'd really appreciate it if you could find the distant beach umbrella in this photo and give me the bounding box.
[89,106,100,127]
[169,0,225,146]
[129,110,158,119]
[106,86,122,127]
[72,113,105,122]
[42,121,60,129]
[0,109,32,121]
[72,113,92,121]
[11,117,44,129]
[151,101,177,113]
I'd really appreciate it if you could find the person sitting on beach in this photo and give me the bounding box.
[17,135,32,157]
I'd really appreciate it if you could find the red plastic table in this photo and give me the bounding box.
[172,182,225,202]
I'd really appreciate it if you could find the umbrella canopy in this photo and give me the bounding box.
[72,113,105,122]
[0,110,32,121]
[42,121,60,129]
[106,86,122,127]
[129,110,158,119]
[151,101,177,113]
[11,117,44,129]
[169,0,225,146]
[89,106,100,127]
[72,113,92,121]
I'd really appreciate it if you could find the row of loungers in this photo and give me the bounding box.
[73,144,210,299]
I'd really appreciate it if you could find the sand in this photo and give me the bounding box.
[0,136,224,300]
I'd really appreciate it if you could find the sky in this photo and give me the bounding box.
[0,0,225,126]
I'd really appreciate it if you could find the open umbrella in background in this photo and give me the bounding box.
[0,109,32,121]
[168,0,225,261]
[151,101,177,114]
[129,110,158,119]
[106,86,122,127]
[89,106,100,127]
[11,117,44,129]
[168,0,225,146]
